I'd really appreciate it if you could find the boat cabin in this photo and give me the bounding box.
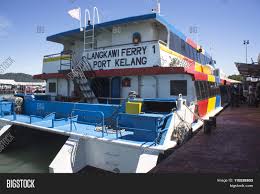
[34,13,224,117]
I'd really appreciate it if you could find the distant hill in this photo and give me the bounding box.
[0,73,44,82]
[228,74,243,82]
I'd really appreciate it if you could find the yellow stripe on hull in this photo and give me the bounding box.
[159,44,182,58]
[43,55,71,63]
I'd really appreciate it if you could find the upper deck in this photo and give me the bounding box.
[36,13,216,77]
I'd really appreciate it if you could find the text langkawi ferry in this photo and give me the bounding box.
[0,5,236,173]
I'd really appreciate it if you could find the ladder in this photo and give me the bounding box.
[69,7,102,103]
[83,7,100,51]
[71,57,98,103]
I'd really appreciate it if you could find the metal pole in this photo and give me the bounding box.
[246,43,248,64]
[244,40,249,64]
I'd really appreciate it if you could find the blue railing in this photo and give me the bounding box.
[0,101,16,120]
[71,109,105,137]
[29,112,56,124]
[116,112,173,145]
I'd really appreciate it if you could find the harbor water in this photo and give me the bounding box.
[0,122,68,173]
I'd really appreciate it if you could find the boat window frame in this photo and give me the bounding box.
[170,80,188,96]
[48,82,56,93]
[195,80,202,100]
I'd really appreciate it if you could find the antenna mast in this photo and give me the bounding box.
[152,0,161,15]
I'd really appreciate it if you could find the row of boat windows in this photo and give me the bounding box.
[195,80,221,101]
[169,32,213,65]
[170,80,221,101]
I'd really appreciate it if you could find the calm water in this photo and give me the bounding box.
[0,94,66,173]
[0,95,107,174]
[0,125,68,173]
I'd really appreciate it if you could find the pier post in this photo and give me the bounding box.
[203,120,211,134]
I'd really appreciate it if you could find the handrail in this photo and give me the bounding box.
[51,115,78,128]
[71,109,105,137]
[43,50,72,59]
[29,112,56,124]
[97,97,127,104]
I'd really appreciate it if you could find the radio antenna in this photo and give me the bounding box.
[151,0,161,15]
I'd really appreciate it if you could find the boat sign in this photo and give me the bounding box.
[83,42,161,70]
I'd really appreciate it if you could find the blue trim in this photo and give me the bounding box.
[47,13,157,42]
[47,13,212,59]
[156,15,187,41]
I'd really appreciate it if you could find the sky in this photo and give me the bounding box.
[0,0,259,76]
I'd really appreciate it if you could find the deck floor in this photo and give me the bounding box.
[151,105,260,173]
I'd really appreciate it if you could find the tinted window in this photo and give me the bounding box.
[49,82,56,93]
[209,82,214,97]
[170,80,187,96]
[190,45,194,60]
[188,44,194,60]
[193,48,197,62]
[200,53,204,65]
[201,81,208,99]
[195,81,202,100]
[180,39,186,56]
[197,52,201,64]
[169,32,181,54]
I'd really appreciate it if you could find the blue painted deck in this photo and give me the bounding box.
[0,114,156,146]
[0,99,172,147]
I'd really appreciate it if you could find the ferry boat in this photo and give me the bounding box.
[0,8,236,173]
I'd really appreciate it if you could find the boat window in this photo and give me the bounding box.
[195,81,202,100]
[133,32,141,44]
[196,52,201,64]
[209,82,214,97]
[48,82,56,93]
[200,81,208,99]
[200,53,204,65]
[216,83,219,95]
[170,80,187,96]
[187,44,191,60]
[122,77,131,87]
[142,101,177,113]
[187,44,193,60]
[204,56,207,65]
[190,45,195,61]
[205,56,208,64]
[193,48,197,62]
[169,32,181,54]
[180,39,186,56]
[170,32,210,65]
[207,82,212,98]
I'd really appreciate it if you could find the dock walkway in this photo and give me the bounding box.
[151,105,260,173]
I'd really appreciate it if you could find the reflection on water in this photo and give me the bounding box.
[0,126,68,173]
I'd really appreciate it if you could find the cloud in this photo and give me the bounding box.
[0,16,12,37]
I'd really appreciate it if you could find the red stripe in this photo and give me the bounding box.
[33,67,186,80]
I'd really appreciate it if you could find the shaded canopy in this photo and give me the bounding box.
[235,62,260,78]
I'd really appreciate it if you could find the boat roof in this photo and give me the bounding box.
[47,13,211,58]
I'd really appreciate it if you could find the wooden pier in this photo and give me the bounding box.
[151,105,260,173]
